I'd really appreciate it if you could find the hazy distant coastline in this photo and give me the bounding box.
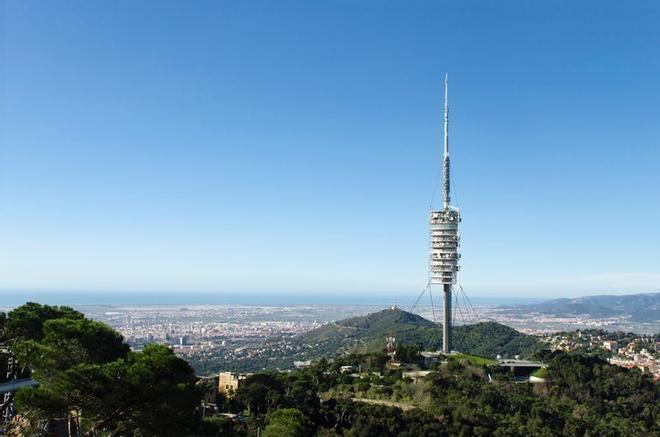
[0,290,547,308]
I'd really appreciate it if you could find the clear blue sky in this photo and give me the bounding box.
[1,1,659,299]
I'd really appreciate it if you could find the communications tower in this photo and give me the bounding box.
[429,74,460,354]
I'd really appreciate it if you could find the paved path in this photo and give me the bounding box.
[350,397,416,411]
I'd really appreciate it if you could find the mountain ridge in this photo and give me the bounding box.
[521,292,660,322]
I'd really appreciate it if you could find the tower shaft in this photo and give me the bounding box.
[443,284,451,353]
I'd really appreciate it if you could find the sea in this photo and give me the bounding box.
[0,290,546,309]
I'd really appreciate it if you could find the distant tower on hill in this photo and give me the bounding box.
[429,74,461,354]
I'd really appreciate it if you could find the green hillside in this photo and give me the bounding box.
[453,321,541,358]
[295,308,541,359]
[188,308,542,374]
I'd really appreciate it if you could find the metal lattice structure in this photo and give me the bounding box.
[429,75,461,354]
[1,348,17,426]
[386,334,396,360]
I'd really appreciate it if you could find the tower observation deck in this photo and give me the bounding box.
[429,74,460,354]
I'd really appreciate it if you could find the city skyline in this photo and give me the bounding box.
[2,1,660,298]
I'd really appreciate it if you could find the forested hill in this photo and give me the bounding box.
[522,292,660,322]
[295,308,541,358]
[188,308,542,374]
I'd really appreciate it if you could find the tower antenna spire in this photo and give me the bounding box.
[443,74,451,210]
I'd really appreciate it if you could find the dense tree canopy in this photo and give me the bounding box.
[3,302,202,436]
[3,302,84,343]
[263,408,311,437]
[227,347,659,436]
[13,318,129,380]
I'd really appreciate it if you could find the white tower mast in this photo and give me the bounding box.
[429,73,460,354]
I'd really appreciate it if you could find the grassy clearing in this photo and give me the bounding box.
[450,353,497,366]
[531,367,549,378]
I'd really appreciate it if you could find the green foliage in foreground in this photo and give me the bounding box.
[225,350,659,436]
[263,408,311,437]
[4,302,84,342]
[3,302,203,436]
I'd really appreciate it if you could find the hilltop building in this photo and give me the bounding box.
[218,371,248,396]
